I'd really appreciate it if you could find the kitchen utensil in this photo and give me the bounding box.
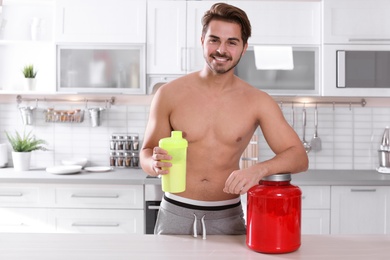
[378,150,390,168]
[379,126,390,151]
[302,108,311,153]
[19,106,35,125]
[84,166,112,172]
[61,157,88,168]
[46,165,82,175]
[88,107,105,127]
[310,105,322,152]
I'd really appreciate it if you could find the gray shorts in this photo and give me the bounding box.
[154,194,247,236]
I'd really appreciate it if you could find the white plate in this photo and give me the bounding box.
[84,166,112,172]
[46,165,82,175]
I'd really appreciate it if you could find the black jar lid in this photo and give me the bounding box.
[262,173,291,182]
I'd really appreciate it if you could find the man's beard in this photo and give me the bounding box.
[205,52,243,74]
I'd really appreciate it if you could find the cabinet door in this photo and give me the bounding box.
[186,1,222,73]
[300,186,331,234]
[301,210,330,235]
[147,1,186,74]
[324,0,390,44]
[331,186,389,234]
[49,209,144,234]
[229,1,320,45]
[56,0,146,43]
[54,184,144,209]
[0,208,52,233]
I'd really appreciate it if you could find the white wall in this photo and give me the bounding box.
[1,99,390,171]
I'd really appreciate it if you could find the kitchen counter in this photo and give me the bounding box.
[0,233,389,260]
[1,167,390,186]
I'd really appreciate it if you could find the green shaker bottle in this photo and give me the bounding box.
[159,131,188,193]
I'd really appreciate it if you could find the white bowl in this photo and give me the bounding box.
[61,158,88,168]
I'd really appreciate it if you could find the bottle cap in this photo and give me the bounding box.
[262,173,291,181]
[159,131,188,149]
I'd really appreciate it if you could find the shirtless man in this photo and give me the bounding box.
[140,3,308,236]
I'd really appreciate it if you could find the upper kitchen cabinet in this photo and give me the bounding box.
[0,0,55,93]
[228,1,321,45]
[55,0,146,43]
[147,1,221,75]
[324,0,390,44]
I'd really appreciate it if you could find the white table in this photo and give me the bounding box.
[0,234,389,260]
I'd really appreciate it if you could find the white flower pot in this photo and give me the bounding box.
[12,152,31,171]
[25,78,37,91]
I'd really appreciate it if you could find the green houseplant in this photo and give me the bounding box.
[5,130,47,171]
[22,64,38,91]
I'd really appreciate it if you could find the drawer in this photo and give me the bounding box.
[49,209,144,234]
[0,208,52,233]
[0,184,52,207]
[55,184,144,209]
[300,186,331,209]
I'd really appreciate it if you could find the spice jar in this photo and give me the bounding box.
[131,136,139,151]
[109,151,116,167]
[246,173,301,254]
[124,152,132,167]
[116,152,124,167]
[131,152,139,167]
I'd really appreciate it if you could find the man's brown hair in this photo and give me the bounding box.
[201,3,252,45]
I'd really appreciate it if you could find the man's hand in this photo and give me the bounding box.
[151,147,172,176]
[223,168,263,195]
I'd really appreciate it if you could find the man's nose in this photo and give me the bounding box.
[216,43,227,54]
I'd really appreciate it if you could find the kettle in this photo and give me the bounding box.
[378,127,390,169]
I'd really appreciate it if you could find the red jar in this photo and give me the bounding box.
[246,174,301,254]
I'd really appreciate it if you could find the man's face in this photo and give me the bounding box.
[201,19,247,74]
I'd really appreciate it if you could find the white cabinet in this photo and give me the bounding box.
[324,0,390,44]
[55,0,146,43]
[0,183,144,234]
[147,1,219,75]
[300,186,331,235]
[49,209,143,234]
[331,186,390,234]
[0,0,55,93]
[229,1,320,45]
[146,1,186,74]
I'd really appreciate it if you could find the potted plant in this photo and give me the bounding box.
[5,130,47,171]
[22,64,38,91]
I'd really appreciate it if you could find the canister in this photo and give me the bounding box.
[246,173,301,254]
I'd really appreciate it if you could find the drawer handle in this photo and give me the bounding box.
[350,188,377,192]
[72,223,120,227]
[0,192,23,197]
[71,194,119,198]
[301,196,306,200]
[148,205,160,210]
[349,38,390,42]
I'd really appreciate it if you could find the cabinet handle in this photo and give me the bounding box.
[71,194,119,198]
[148,205,160,210]
[181,47,186,72]
[301,196,306,200]
[350,188,377,192]
[72,223,120,227]
[0,192,23,197]
[348,38,390,42]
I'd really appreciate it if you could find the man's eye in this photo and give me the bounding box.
[229,41,238,46]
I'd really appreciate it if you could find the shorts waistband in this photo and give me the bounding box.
[163,193,241,211]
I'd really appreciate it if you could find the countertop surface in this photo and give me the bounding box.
[1,167,390,186]
[0,233,389,260]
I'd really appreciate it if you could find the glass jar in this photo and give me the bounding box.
[131,152,139,167]
[131,136,139,151]
[246,174,301,254]
[124,152,132,167]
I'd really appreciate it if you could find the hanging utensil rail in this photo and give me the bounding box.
[16,95,115,107]
[274,98,366,108]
